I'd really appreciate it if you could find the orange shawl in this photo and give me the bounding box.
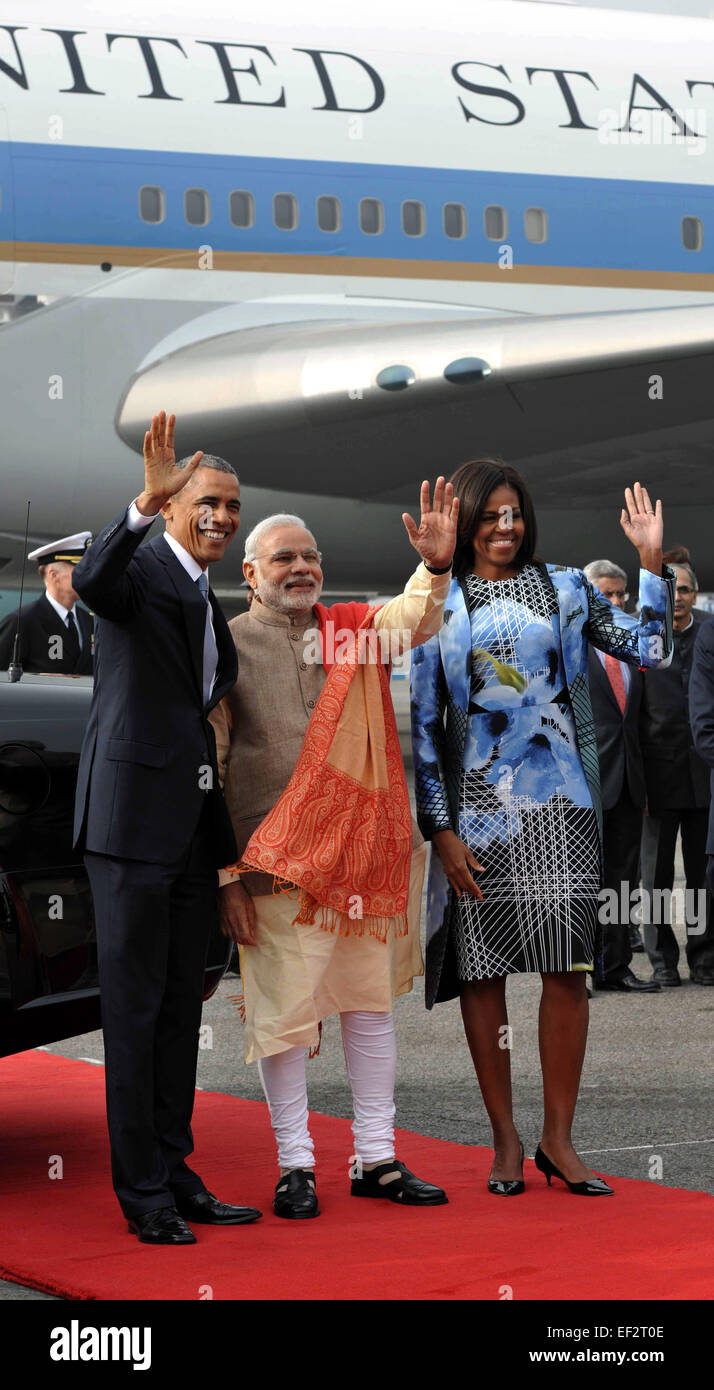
[223,605,413,940]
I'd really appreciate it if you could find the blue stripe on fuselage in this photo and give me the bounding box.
[5,141,713,272]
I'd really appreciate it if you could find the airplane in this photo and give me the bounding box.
[1,0,713,611]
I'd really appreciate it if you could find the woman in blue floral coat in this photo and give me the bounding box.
[411,461,674,1196]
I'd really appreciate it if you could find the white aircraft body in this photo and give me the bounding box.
[1,0,713,598]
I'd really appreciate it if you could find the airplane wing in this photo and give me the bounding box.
[116,302,714,516]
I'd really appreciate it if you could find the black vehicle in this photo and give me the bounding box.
[0,674,230,1058]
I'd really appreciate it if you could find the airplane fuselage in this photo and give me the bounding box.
[1,0,712,597]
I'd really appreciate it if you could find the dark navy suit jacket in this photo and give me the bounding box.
[587,648,645,811]
[689,618,714,854]
[642,609,712,812]
[72,506,238,867]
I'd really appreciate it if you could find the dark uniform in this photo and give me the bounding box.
[0,531,94,675]
[640,608,714,983]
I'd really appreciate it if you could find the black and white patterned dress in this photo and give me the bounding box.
[454,566,600,979]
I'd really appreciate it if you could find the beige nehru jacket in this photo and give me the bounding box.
[210,561,451,894]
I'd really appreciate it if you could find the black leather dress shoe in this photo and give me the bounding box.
[595,970,661,993]
[690,969,714,986]
[653,967,682,987]
[174,1190,262,1224]
[351,1159,448,1205]
[127,1207,196,1244]
[273,1169,319,1219]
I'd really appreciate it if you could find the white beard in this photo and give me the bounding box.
[255,573,323,614]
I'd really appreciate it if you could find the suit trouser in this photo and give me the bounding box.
[594,787,642,983]
[640,808,714,974]
[85,808,217,1219]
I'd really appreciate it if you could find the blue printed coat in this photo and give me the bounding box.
[410,561,675,1007]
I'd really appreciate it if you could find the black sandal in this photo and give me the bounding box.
[350,1159,448,1206]
[273,1169,320,1219]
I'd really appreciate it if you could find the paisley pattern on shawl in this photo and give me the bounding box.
[224,606,413,940]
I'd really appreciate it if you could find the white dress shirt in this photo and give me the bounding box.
[126,499,218,700]
[45,591,83,649]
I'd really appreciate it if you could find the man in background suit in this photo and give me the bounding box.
[0,532,94,674]
[640,562,714,987]
[73,410,261,1241]
[585,560,660,993]
[689,617,714,985]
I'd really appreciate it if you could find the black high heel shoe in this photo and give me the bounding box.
[535,1145,613,1195]
[487,1141,525,1196]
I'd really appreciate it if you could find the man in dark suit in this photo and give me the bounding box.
[73,410,261,1241]
[689,617,714,986]
[640,563,714,987]
[0,532,94,674]
[585,560,660,993]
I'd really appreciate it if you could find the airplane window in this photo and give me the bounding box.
[524,207,548,243]
[139,185,166,224]
[443,203,467,239]
[360,198,384,235]
[682,216,703,251]
[377,364,415,391]
[229,191,255,228]
[274,193,298,230]
[444,356,493,384]
[317,195,341,232]
[402,201,425,236]
[484,205,507,240]
[185,188,210,226]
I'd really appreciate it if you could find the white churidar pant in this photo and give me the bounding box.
[257,1010,397,1170]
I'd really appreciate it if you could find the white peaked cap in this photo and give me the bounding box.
[27,531,93,565]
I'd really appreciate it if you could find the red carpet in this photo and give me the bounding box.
[1,1051,711,1301]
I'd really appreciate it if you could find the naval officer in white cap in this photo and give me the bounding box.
[0,531,94,674]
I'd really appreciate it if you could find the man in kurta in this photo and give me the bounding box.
[211,480,458,1218]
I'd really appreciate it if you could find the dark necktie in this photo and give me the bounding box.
[64,610,80,666]
[196,572,219,706]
